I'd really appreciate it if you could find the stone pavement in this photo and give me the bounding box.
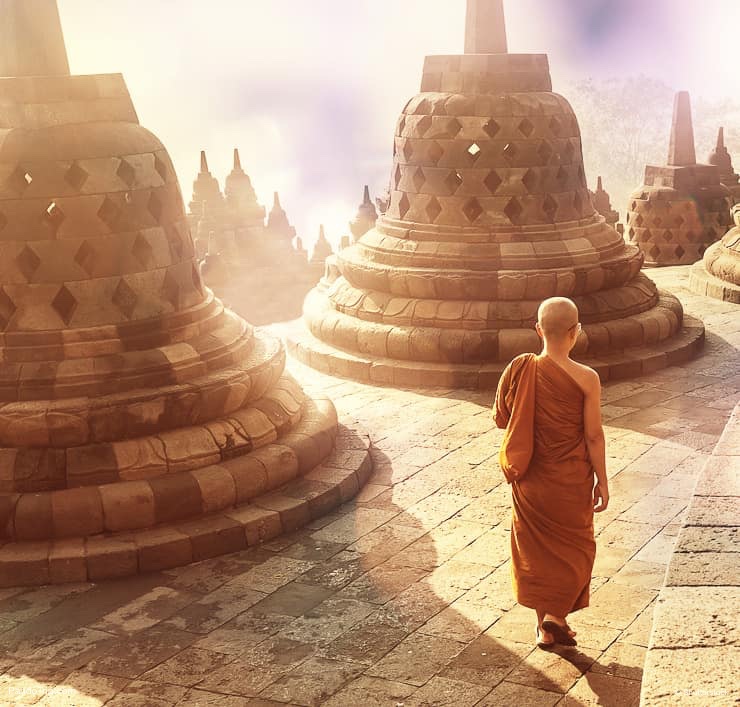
[0,265,737,706]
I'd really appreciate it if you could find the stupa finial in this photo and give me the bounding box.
[233,148,242,171]
[667,91,696,167]
[717,127,725,150]
[273,192,281,208]
[597,176,603,192]
[200,150,209,173]
[0,0,70,77]
[363,185,371,204]
[465,0,508,54]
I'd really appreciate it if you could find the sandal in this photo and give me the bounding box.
[541,619,577,647]
[535,624,555,649]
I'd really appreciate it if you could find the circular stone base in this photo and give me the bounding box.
[688,262,740,304]
[286,316,705,389]
[0,416,372,588]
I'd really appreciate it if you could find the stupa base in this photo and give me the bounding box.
[287,316,705,390]
[0,403,372,588]
[689,262,740,304]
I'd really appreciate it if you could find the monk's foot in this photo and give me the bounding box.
[536,624,555,649]
[541,616,578,646]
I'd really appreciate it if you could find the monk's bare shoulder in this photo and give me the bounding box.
[567,360,601,395]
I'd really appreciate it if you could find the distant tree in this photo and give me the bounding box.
[565,76,740,220]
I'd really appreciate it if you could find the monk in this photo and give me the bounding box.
[494,297,609,648]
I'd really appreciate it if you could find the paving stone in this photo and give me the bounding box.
[33,671,129,707]
[611,560,668,591]
[275,597,375,645]
[665,551,737,586]
[248,582,334,618]
[198,657,284,697]
[441,633,531,685]
[558,672,641,706]
[675,526,739,553]
[506,645,599,693]
[87,624,198,679]
[259,657,364,706]
[404,676,491,706]
[579,581,657,630]
[139,647,235,687]
[476,680,561,706]
[178,690,251,706]
[238,635,315,673]
[317,619,408,665]
[227,556,316,594]
[619,603,657,648]
[193,611,295,655]
[366,631,466,686]
[310,508,398,543]
[105,679,187,707]
[336,561,428,604]
[321,675,415,706]
[418,599,502,643]
[591,641,646,680]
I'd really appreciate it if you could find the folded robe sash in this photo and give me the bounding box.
[494,352,537,483]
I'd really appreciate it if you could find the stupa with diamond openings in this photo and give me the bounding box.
[625,93,732,266]
[0,0,370,587]
[288,0,704,388]
[707,127,740,205]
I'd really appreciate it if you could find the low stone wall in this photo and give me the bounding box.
[640,403,739,706]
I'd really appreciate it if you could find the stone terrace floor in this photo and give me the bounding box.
[0,266,738,707]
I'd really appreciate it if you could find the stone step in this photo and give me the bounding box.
[0,419,372,588]
[286,312,705,389]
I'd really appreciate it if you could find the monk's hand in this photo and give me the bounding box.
[593,481,609,512]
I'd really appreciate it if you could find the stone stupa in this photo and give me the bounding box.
[707,127,740,205]
[689,204,740,303]
[266,191,297,243]
[189,150,223,220]
[0,0,370,587]
[590,177,619,229]
[350,185,379,241]
[288,0,704,388]
[224,147,266,231]
[625,93,732,266]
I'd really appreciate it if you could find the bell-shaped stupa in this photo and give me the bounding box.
[350,186,379,241]
[189,151,224,220]
[0,0,370,587]
[626,93,732,266]
[590,177,619,228]
[266,192,297,243]
[690,204,740,303]
[707,127,740,205]
[288,0,704,388]
[310,225,334,265]
[224,148,266,228]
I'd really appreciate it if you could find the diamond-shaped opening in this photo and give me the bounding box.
[649,245,661,260]
[573,192,584,216]
[397,116,407,135]
[628,227,636,239]
[425,196,442,223]
[468,142,481,158]
[44,201,65,231]
[521,169,537,193]
[675,245,686,259]
[674,215,685,228]
[52,285,78,325]
[414,98,430,115]
[502,143,518,163]
[97,197,120,230]
[518,119,535,138]
[556,166,569,186]
[402,140,414,162]
[16,245,41,282]
[542,195,558,221]
[564,141,576,161]
[549,117,562,136]
[538,141,553,164]
[117,159,136,187]
[148,192,164,223]
[6,166,33,194]
[132,233,154,268]
[417,115,433,138]
[161,269,181,310]
[413,167,426,192]
[428,142,444,165]
[504,197,523,224]
[64,161,89,191]
[635,214,644,227]
[446,171,463,195]
[462,197,483,224]
[398,193,411,219]
[643,228,653,242]
[112,278,138,319]
[166,225,184,261]
[447,118,463,138]
[154,155,168,183]
[653,216,662,227]
[0,286,16,331]
[74,241,97,276]
[643,200,653,212]
[663,230,674,243]
[482,119,500,139]
[394,164,403,188]
[485,170,503,194]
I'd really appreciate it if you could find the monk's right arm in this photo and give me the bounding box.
[584,371,609,510]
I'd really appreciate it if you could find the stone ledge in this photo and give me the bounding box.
[688,262,740,305]
[0,421,372,588]
[640,403,740,706]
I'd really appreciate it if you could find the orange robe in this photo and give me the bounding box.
[494,353,596,617]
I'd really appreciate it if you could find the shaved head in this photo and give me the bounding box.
[537,297,579,341]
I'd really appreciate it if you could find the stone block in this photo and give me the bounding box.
[49,538,87,583]
[99,480,155,532]
[86,536,138,580]
[51,486,104,538]
[177,515,247,560]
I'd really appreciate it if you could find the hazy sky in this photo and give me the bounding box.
[56,0,740,248]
